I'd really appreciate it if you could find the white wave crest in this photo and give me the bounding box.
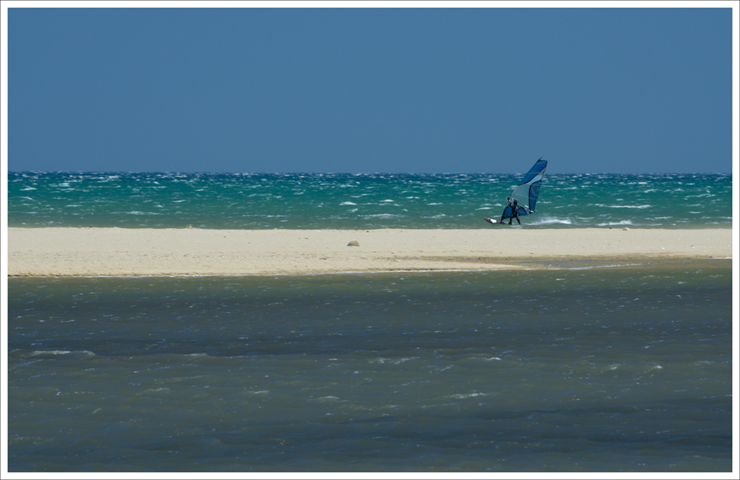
[30,350,95,358]
[449,392,487,399]
[529,216,573,225]
[138,388,171,395]
[370,357,414,365]
[596,220,633,226]
[595,204,652,209]
[31,350,71,356]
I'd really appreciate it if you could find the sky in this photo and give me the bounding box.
[4,3,737,174]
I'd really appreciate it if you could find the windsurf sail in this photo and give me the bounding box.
[500,158,548,220]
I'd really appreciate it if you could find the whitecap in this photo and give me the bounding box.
[317,396,340,402]
[31,350,71,356]
[595,204,651,209]
[449,392,487,399]
[596,220,633,226]
[370,357,414,365]
[247,390,269,395]
[139,388,171,395]
[530,216,573,225]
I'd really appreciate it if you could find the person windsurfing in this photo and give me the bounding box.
[484,158,548,226]
[487,197,519,225]
[508,199,521,225]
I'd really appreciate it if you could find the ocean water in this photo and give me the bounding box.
[8,172,732,229]
[7,261,733,472]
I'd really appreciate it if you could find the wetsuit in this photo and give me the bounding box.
[508,201,521,225]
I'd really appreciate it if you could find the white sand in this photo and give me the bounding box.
[7,227,732,277]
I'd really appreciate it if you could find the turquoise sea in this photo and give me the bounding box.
[6,172,735,473]
[8,172,732,229]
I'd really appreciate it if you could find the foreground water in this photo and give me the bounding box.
[8,172,732,229]
[7,261,732,472]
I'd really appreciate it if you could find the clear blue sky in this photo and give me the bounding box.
[7,6,735,174]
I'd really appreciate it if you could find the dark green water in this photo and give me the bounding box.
[7,261,733,472]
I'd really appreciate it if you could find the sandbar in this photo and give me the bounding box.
[6,227,733,277]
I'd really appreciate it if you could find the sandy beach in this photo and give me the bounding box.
[6,227,732,277]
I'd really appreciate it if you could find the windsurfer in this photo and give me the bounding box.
[500,198,521,225]
[485,158,547,227]
[508,200,521,225]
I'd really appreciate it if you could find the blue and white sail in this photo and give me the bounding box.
[501,158,548,220]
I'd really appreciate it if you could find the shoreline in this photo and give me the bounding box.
[7,227,733,277]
